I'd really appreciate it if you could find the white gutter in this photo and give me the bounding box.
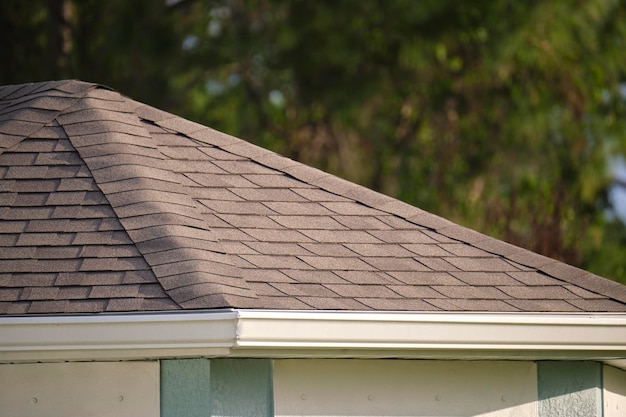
[0,311,238,363]
[1,310,626,365]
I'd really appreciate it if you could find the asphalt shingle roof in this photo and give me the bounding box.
[1,80,626,314]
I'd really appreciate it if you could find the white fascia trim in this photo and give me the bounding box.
[2,310,626,363]
[0,311,238,363]
[233,310,626,360]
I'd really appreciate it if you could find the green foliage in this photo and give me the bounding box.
[1,0,626,281]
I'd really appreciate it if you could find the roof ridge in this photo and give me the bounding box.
[55,87,257,309]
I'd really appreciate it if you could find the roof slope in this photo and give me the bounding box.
[1,80,625,315]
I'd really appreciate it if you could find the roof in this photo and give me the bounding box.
[1,80,625,315]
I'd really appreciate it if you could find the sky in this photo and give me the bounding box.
[609,156,626,222]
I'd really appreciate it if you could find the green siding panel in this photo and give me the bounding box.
[161,359,212,417]
[160,358,273,417]
[537,361,603,417]
[210,359,273,417]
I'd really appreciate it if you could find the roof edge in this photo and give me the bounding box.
[2,310,626,365]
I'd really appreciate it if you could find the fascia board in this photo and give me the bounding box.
[233,311,626,361]
[2,310,626,363]
[0,311,238,363]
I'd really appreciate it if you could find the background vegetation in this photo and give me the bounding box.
[2,0,626,282]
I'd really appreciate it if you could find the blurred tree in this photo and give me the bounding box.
[0,0,187,109]
[1,0,625,282]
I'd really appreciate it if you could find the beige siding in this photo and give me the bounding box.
[0,361,159,417]
[604,365,626,417]
[274,359,537,417]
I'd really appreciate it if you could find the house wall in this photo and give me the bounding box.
[604,364,626,417]
[1,358,622,417]
[0,361,159,417]
[273,359,538,417]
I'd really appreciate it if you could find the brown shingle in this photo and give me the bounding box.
[368,229,439,244]
[357,298,440,311]
[401,243,452,257]
[505,271,564,286]
[27,300,68,313]
[158,271,247,291]
[0,288,22,301]
[297,296,370,310]
[248,282,286,297]
[336,271,400,285]
[57,271,124,286]
[497,286,578,300]
[35,246,82,259]
[57,286,91,299]
[429,299,519,312]
[325,284,400,298]
[388,285,444,298]
[89,284,140,298]
[417,258,460,272]
[301,229,382,244]
[270,215,347,230]
[200,200,276,215]
[244,174,309,189]
[216,214,282,229]
[9,273,56,287]
[563,285,606,299]
[152,259,240,279]
[333,215,391,230]
[293,188,351,202]
[321,202,386,216]
[299,256,374,271]
[241,254,313,270]
[241,269,294,283]
[363,257,432,272]
[432,285,509,300]
[65,299,109,313]
[106,298,145,311]
[444,257,521,272]
[241,228,312,243]
[11,179,58,193]
[272,283,339,298]
[281,270,347,284]
[140,298,180,311]
[244,242,312,256]
[344,243,414,257]
[452,272,522,286]
[297,243,357,257]
[14,193,48,206]
[263,201,333,215]
[566,299,626,312]
[505,299,581,312]
[231,188,306,202]
[389,271,464,286]
[1,80,625,315]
